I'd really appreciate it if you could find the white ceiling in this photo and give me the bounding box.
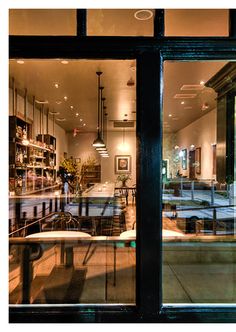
[9,59,137,133]
[9,8,231,135]
[9,59,228,134]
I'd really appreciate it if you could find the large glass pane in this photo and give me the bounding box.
[165,9,229,37]
[162,60,236,304]
[9,59,136,305]
[9,9,77,36]
[88,9,154,36]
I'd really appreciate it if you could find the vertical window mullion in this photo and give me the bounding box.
[136,51,163,318]
[76,9,87,36]
[229,9,236,38]
[154,9,164,38]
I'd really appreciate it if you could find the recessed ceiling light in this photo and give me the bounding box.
[61,60,69,65]
[54,83,59,88]
[49,111,60,115]
[56,117,66,122]
[181,101,185,105]
[168,114,172,117]
[64,96,68,101]
[200,81,205,85]
[80,118,83,122]
[35,99,48,104]
[83,123,86,127]
[134,9,153,21]
[70,106,74,109]
[17,60,24,64]
[76,113,79,117]
[55,100,62,104]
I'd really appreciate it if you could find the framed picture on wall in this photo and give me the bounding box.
[195,147,201,174]
[181,149,187,170]
[115,155,131,174]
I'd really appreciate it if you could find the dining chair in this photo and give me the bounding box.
[131,187,136,205]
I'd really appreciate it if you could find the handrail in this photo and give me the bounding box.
[9,212,57,236]
[168,204,236,212]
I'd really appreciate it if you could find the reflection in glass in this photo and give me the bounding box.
[9,9,77,36]
[9,59,136,306]
[162,61,236,304]
[88,9,154,36]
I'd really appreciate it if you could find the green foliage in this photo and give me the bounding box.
[60,158,80,175]
[116,174,131,183]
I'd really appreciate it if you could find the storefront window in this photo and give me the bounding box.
[9,9,77,36]
[9,59,136,305]
[87,9,154,36]
[162,60,236,303]
[165,9,229,36]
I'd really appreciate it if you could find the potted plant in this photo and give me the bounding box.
[116,174,131,187]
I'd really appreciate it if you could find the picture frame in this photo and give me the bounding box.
[181,149,187,170]
[115,155,131,174]
[195,147,201,174]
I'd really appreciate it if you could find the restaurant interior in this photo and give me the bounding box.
[8,9,236,313]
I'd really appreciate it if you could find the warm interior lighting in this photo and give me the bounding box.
[179,150,184,157]
[35,99,48,104]
[96,147,107,151]
[118,128,129,152]
[92,71,106,148]
[22,139,29,146]
[134,9,153,21]
[17,60,24,64]
[61,60,69,65]
[92,134,106,147]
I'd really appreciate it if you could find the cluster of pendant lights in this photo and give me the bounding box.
[92,71,109,158]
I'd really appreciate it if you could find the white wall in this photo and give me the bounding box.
[176,109,217,180]
[102,130,136,185]
[66,130,136,186]
[67,131,101,165]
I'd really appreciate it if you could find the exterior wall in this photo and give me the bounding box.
[176,109,217,180]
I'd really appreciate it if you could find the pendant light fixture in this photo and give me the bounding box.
[98,91,110,157]
[92,71,106,148]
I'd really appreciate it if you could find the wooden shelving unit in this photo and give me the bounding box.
[9,116,57,195]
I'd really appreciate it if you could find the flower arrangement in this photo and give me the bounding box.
[57,157,82,193]
[116,174,131,187]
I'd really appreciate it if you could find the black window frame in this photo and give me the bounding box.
[9,9,236,323]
